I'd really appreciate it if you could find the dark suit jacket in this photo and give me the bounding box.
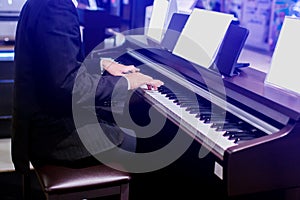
[12,0,128,172]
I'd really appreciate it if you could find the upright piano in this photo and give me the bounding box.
[93,33,300,199]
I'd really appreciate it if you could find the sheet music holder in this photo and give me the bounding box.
[146,0,178,43]
[123,12,190,67]
[212,22,250,77]
[126,12,189,54]
[173,8,234,69]
[127,0,178,47]
[160,13,190,52]
[265,16,300,95]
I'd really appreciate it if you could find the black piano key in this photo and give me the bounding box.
[229,135,256,140]
[176,100,195,105]
[189,108,211,114]
[165,93,185,98]
[205,114,227,119]
[173,99,180,104]
[180,102,200,108]
[168,96,178,100]
[223,130,255,136]
[215,122,244,129]
[166,95,181,101]
[216,127,245,132]
[230,132,255,137]
[195,111,211,117]
[178,100,201,106]
[234,136,257,143]
[158,87,172,94]
[198,113,212,121]
[185,106,202,112]
[209,119,231,126]
[165,93,175,97]
[223,131,232,137]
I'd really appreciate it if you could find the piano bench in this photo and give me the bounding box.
[33,164,131,200]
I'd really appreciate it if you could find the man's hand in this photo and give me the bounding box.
[124,72,164,90]
[102,59,140,76]
[101,59,163,90]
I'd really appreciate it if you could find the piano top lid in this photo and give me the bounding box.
[223,67,300,121]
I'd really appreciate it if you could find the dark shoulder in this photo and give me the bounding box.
[46,0,78,13]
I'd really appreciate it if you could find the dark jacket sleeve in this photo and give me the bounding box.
[33,0,128,115]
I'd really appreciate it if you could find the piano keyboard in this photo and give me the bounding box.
[140,85,267,157]
[127,48,280,135]
[127,48,281,158]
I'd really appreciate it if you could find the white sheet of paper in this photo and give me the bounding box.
[265,17,300,95]
[176,0,196,13]
[173,9,234,68]
[146,0,170,43]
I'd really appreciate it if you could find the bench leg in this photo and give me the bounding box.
[22,173,31,200]
[120,183,129,200]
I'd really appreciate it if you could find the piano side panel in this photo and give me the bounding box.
[225,121,300,196]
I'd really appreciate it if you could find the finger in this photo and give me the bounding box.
[126,65,140,72]
[147,80,164,90]
[133,67,140,72]
[122,68,140,74]
[122,70,133,74]
[151,79,164,86]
